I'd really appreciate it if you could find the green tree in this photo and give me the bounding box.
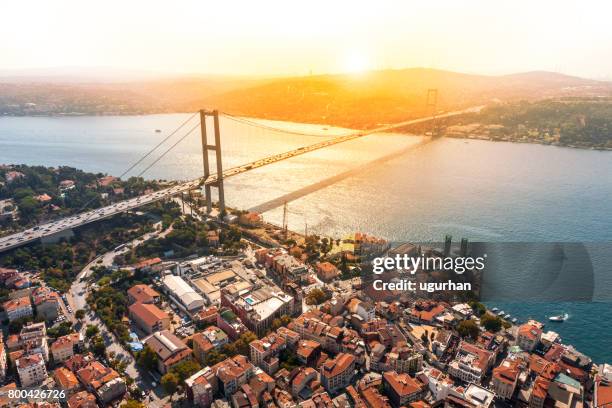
[457,319,480,340]
[137,345,158,371]
[481,313,502,333]
[121,400,144,408]
[75,309,86,319]
[161,372,179,396]
[305,288,327,305]
[171,360,201,382]
[85,324,99,338]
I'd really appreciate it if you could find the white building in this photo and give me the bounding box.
[162,274,205,312]
[16,353,47,387]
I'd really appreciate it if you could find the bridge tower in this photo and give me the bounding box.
[199,109,225,215]
[426,88,439,136]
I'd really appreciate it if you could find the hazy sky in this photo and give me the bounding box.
[2,0,612,79]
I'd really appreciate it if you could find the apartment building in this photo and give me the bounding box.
[16,353,47,387]
[128,302,170,334]
[51,332,83,363]
[320,353,355,393]
[3,296,33,321]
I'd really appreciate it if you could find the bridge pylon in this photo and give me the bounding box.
[200,109,225,216]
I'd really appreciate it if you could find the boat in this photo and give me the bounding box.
[549,313,569,322]
[504,314,511,319]
[491,307,499,312]
[511,318,518,323]
[155,129,162,133]
[497,310,505,316]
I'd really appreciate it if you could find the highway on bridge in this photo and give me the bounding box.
[0,106,481,253]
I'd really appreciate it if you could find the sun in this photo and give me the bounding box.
[342,51,371,74]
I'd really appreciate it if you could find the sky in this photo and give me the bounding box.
[2,0,612,79]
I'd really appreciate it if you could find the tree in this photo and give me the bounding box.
[457,319,480,340]
[85,324,99,338]
[468,301,486,317]
[161,372,179,396]
[136,345,158,371]
[305,288,327,305]
[481,313,502,333]
[120,400,144,408]
[75,309,86,319]
[171,359,201,382]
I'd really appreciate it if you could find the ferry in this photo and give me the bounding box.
[549,313,569,322]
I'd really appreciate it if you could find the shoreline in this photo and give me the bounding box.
[3,112,612,152]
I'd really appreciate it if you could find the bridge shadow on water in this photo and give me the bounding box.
[248,136,434,214]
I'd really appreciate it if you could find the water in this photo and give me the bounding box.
[1,114,611,362]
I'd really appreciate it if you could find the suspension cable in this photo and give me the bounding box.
[221,111,358,138]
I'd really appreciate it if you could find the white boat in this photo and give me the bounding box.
[492,307,499,312]
[504,314,511,319]
[497,310,505,316]
[511,318,518,323]
[549,313,569,322]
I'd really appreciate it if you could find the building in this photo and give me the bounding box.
[291,366,319,398]
[127,284,161,304]
[0,199,18,222]
[346,298,376,322]
[3,296,33,321]
[16,353,47,387]
[529,376,550,408]
[289,311,365,361]
[7,322,49,362]
[54,366,81,395]
[144,330,193,374]
[32,286,62,321]
[383,371,427,408]
[249,332,287,374]
[492,358,522,399]
[128,302,170,334]
[320,353,355,393]
[372,343,423,376]
[316,262,340,282]
[296,339,322,367]
[67,391,98,408]
[51,333,83,363]
[192,326,229,365]
[221,285,294,336]
[211,355,255,397]
[518,323,542,352]
[594,364,612,408]
[0,337,6,382]
[461,384,495,407]
[185,367,215,407]
[447,341,494,384]
[239,212,263,227]
[162,274,205,313]
[76,361,127,404]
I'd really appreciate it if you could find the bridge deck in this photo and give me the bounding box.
[0,107,481,253]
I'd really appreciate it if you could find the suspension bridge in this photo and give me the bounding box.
[0,105,482,253]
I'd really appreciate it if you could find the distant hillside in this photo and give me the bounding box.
[193,69,612,128]
[1,68,610,128]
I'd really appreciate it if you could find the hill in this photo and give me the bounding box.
[1,68,610,128]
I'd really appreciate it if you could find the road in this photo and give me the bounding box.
[0,106,482,254]
[66,223,172,407]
